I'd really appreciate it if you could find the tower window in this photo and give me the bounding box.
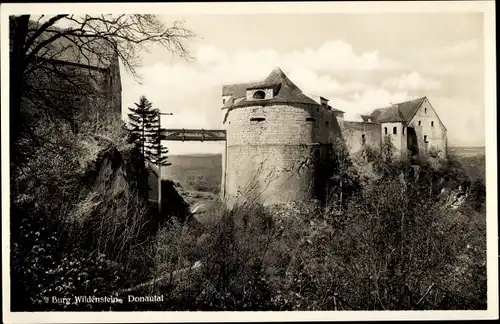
[418,121,421,126]
[393,127,397,135]
[362,134,366,145]
[431,121,434,127]
[253,90,266,100]
[306,117,316,122]
[384,127,388,135]
[250,117,265,124]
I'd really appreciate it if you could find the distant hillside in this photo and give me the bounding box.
[160,147,486,194]
[448,147,485,182]
[162,154,222,193]
[448,146,485,157]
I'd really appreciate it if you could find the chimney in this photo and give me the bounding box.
[320,96,329,107]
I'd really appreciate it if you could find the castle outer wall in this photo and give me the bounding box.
[341,121,382,157]
[222,102,341,207]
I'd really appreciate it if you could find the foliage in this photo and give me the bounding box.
[323,138,362,209]
[9,13,195,311]
[135,156,486,311]
[10,116,155,311]
[10,14,194,170]
[127,95,170,166]
[188,174,220,194]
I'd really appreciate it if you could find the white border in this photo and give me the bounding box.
[1,1,497,323]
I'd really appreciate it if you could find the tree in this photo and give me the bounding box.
[128,95,157,162]
[149,125,172,167]
[127,96,171,167]
[9,14,194,170]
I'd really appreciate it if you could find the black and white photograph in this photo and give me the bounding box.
[1,1,497,322]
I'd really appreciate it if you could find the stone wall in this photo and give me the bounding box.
[342,121,381,156]
[381,122,407,158]
[408,98,447,159]
[222,102,341,206]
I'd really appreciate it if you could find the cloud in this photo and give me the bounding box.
[281,40,405,73]
[407,39,483,76]
[331,89,415,120]
[382,72,441,90]
[121,38,483,153]
[417,39,481,60]
[288,68,371,97]
[429,96,485,147]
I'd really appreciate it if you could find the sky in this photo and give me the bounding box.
[120,13,485,155]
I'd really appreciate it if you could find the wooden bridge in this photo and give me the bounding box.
[161,129,226,142]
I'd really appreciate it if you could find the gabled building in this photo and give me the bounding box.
[219,67,449,206]
[344,97,448,159]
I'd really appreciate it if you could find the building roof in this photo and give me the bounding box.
[370,97,427,123]
[330,106,344,113]
[223,67,322,108]
[28,19,117,69]
[222,82,260,97]
[360,115,372,122]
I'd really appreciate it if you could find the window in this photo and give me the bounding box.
[418,121,421,126]
[402,127,405,135]
[431,121,434,127]
[316,107,320,112]
[253,90,266,100]
[250,117,265,124]
[425,108,427,114]
[362,134,366,145]
[424,135,428,142]
[306,117,316,122]
[222,98,226,104]
[384,127,388,135]
[393,127,397,135]
[325,121,329,126]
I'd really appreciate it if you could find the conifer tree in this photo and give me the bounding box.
[128,96,159,162]
[127,95,171,167]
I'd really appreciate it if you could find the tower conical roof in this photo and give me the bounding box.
[227,67,321,108]
[248,66,300,92]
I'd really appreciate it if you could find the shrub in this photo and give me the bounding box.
[10,114,155,310]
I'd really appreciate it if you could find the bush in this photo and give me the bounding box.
[150,156,486,310]
[10,115,156,311]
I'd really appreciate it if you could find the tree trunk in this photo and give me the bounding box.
[9,15,30,169]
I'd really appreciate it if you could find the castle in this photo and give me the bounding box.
[27,20,122,120]
[221,67,448,206]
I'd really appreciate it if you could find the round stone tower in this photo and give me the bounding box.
[221,67,342,207]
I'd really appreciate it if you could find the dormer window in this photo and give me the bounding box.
[320,97,329,107]
[253,90,266,100]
